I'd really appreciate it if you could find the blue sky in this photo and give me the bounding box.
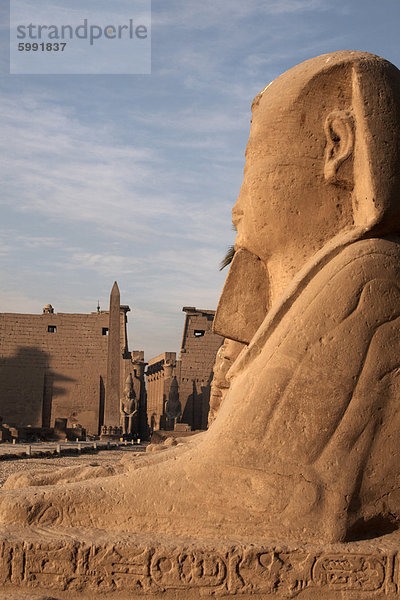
[1,0,400,359]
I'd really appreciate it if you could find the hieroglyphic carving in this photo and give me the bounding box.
[229,550,281,593]
[385,553,397,595]
[312,554,386,591]
[0,542,23,586]
[0,539,397,596]
[275,552,315,595]
[108,546,153,592]
[150,550,227,591]
[74,545,121,591]
[229,549,314,596]
[74,544,153,592]
[24,542,77,589]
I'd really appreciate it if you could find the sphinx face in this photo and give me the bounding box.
[215,87,325,342]
[215,77,358,341]
[232,85,344,266]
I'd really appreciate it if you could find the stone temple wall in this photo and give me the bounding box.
[178,307,223,430]
[146,352,176,430]
[146,308,223,431]
[0,308,141,436]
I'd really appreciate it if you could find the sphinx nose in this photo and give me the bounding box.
[232,208,242,228]
[232,192,244,228]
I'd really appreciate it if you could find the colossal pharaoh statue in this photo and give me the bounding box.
[120,373,138,436]
[2,51,400,546]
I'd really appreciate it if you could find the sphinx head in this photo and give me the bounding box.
[214,51,400,343]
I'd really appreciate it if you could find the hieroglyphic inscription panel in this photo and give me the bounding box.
[0,536,396,596]
[312,553,386,591]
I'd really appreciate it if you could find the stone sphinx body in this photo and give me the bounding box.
[2,51,400,545]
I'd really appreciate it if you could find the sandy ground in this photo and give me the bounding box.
[0,449,139,488]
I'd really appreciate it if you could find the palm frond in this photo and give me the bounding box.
[219,245,235,271]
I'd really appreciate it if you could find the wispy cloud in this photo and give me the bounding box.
[0,230,67,250]
[154,0,328,28]
[3,0,398,359]
[0,90,236,246]
[12,0,149,24]
[0,85,235,357]
[0,88,246,332]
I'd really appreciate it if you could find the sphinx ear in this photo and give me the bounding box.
[324,110,354,186]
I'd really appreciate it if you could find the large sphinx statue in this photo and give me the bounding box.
[2,51,400,548]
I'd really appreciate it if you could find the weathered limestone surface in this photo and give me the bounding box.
[2,50,400,597]
[0,526,399,599]
[208,338,244,426]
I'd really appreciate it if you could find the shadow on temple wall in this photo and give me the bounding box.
[182,374,213,430]
[181,383,195,428]
[199,372,213,430]
[0,346,74,428]
[159,394,168,430]
[139,378,150,440]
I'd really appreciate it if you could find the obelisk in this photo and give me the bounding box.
[105,281,121,427]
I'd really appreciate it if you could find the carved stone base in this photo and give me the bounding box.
[0,526,399,599]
